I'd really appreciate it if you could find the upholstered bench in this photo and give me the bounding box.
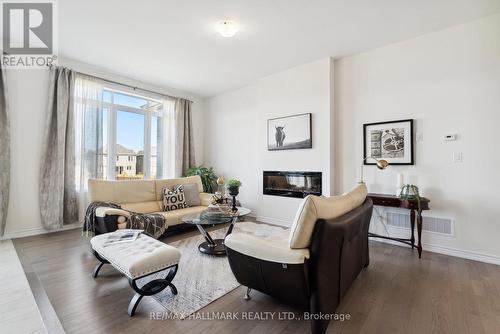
[91,232,181,316]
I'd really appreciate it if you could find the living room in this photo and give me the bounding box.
[1,1,500,334]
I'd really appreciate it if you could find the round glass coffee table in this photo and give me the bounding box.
[182,207,251,256]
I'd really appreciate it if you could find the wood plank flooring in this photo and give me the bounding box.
[12,227,500,334]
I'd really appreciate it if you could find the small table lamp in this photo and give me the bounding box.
[359,157,389,184]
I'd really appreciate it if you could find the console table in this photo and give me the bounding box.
[367,193,430,258]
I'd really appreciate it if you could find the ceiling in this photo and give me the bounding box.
[59,0,500,97]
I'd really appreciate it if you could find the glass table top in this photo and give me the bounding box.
[182,207,251,225]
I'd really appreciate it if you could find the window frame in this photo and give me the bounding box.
[103,87,164,180]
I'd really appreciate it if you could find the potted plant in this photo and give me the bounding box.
[399,184,421,212]
[226,179,242,196]
[226,179,242,212]
[185,165,218,193]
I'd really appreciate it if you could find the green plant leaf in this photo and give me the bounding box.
[185,165,218,193]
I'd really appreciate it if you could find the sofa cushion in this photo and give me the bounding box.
[155,175,203,201]
[121,201,161,214]
[162,186,189,211]
[199,192,213,206]
[88,179,156,204]
[288,183,367,249]
[154,206,207,226]
[225,230,310,264]
[176,183,201,207]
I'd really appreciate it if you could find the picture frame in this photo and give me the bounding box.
[363,119,414,165]
[267,113,312,151]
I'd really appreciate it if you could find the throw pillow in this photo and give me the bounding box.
[175,183,200,207]
[163,185,188,211]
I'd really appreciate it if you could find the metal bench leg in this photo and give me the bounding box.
[92,251,109,278]
[168,283,178,295]
[93,262,105,278]
[127,294,143,316]
[127,264,179,317]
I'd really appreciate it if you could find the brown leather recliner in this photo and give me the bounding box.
[225,184,373,334]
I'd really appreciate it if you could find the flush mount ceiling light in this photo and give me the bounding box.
[216,20,239,37]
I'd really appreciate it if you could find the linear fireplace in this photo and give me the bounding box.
[263,171,322,198]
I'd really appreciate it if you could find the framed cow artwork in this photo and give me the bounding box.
[267,113,312,151]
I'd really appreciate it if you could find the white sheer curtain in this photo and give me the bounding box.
[74,74,105,220]
[161,96,176,178]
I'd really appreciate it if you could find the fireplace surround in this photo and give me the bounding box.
[263,171,322,198]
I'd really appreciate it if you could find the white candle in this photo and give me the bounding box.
[396,173,404,196]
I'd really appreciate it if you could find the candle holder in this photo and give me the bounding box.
[228,188,239,212]
[226,179,242,213]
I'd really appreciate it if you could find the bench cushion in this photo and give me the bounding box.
[91,233,181,279]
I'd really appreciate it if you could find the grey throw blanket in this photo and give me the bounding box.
[83,201,120,237]
[83,202,167,239]
[127,213,167,239]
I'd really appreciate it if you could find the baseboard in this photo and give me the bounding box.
[371,238,500,266]
[2,222,83,240]
[255,215,291,228]
[423,243,500,266]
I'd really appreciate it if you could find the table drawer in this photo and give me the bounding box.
[370,197,401,207]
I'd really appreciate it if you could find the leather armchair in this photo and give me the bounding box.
[225,184,373,334]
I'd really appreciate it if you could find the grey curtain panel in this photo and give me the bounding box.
[175,98,195,176]
[0,64,9,236]
[39,67,78,230]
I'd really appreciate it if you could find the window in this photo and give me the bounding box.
[74,77,173,183]
[109,90,165,180]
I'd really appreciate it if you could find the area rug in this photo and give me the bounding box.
[137,221,287,318]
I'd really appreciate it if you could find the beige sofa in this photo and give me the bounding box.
[88,175,212,233]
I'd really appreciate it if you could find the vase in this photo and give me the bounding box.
[228,187,239,196]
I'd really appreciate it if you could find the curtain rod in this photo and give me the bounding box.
[74,70,194,104]
[49,65,194,103]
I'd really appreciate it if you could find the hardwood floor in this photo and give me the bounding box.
[13,227,500,334]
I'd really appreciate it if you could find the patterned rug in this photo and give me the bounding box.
[137,222,287,319]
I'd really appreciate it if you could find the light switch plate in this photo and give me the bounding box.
[444,134,457,141]
[453,152,463,163]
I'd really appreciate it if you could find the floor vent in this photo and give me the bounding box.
[386,212,453,236]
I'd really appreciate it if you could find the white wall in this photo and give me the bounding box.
[205,58,334,226]
[334,13,500,262]
[205,14,500,264]
[4,58,204,238]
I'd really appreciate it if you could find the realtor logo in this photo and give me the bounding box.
[1,1,57,68]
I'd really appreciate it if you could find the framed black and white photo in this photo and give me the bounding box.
[267,113,312,151]
[363,119,414,165]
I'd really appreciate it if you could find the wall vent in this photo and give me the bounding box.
[386,212,453,236]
